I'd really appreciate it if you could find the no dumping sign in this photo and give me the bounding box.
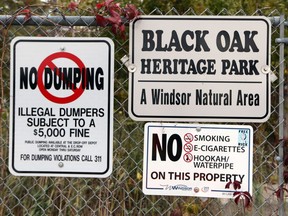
[143,123,253,198]
[9,37,114,178]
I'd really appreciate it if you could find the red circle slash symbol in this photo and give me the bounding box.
[183,153,193,162]
[184,143,193,152]
[184,133,193,143]
[37,52,86,104]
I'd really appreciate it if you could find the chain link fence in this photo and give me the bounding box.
[0,5,287,216]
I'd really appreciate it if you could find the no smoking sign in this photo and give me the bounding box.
[9,37,114,178]
[143,123,253,198]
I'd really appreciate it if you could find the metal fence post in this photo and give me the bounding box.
[278,14,285,216]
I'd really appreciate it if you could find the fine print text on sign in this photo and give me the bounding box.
[9,37,114,178]
[143,123,253,198]
[129,16,271,122]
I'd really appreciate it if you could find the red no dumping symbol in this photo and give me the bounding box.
[37,52,85,104]
[184,133,193,143]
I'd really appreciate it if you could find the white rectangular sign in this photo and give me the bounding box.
[143,123,253,198]
[9,37,114,178]
[129,16,271,122]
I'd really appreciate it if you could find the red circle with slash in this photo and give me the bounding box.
[37,52,85,104]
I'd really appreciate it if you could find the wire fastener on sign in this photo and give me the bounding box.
[261,65,277,83]
[121,55,136,73]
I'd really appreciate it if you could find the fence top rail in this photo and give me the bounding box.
[0,14,282,27]
[0,15,98,27]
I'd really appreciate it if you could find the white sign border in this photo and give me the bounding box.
[143,122,253,198]
[129,15,271,122]
[9,37,114,178]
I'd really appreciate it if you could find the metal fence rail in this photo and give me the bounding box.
[0,6,287,216]
[0,15,98,26]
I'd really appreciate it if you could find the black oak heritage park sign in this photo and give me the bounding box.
[128,16,271,122]
[9,37,114,178]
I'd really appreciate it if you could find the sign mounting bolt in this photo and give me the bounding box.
[60,46,65,51]
[58,162,64,168]
[261,65,270,74]
[128,64,136,73]
[275,156,282,162]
